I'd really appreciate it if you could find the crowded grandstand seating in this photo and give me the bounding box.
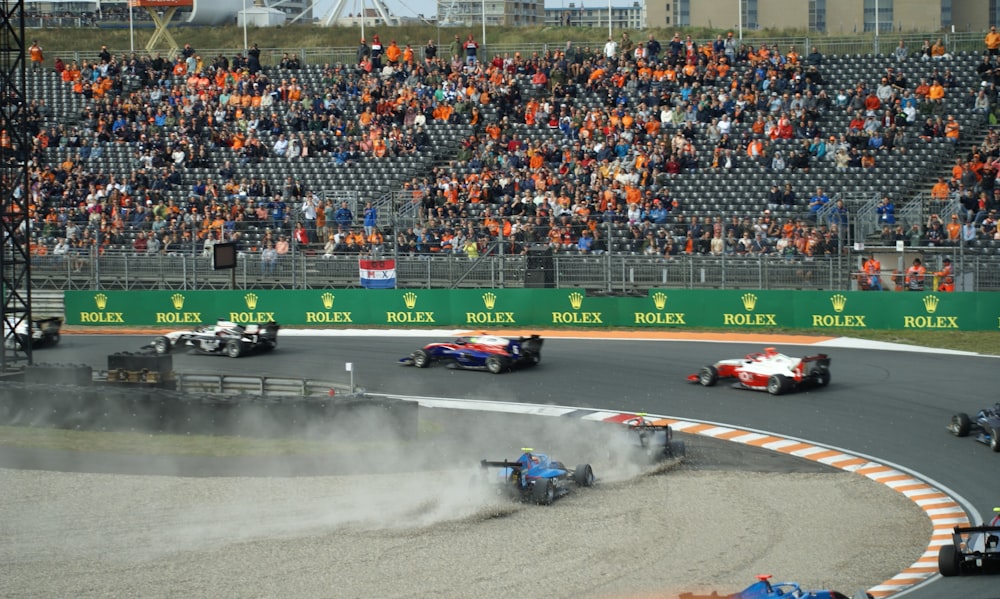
[11,36,1000,277]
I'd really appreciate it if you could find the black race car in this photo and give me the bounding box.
[938,508,1000,576]
[4,316,63,350]
[947,403,1000,452]
[145,319,279,358]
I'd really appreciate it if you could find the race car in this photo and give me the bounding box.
[688,347,831,395]
[947,403,1000,452]
[144,319,279,358]
[937,508,1000,576]
[399,334,542,374]
[3,316,63,350]
[479,448,594,505]
[726,574,872,599]
[622,413,686,461]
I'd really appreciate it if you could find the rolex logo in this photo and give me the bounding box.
[94,293,108,310]
[741,293,758,311]
[171,293,185,310]
[403,291,418,309]
[923,295,939,314]
[321,292,335,310]
[244,293,259,310]
[568,291,584,310]
[652,292,667,310]
[482,292,497,310]
[830,294,847,313]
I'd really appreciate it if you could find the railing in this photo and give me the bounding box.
[25,250,1000,293]
[172,373,350,396]
[38,31,991,68]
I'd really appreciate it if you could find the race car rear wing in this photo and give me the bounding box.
[480,459,524,471]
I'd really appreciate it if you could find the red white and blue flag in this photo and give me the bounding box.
[359,258,396,289]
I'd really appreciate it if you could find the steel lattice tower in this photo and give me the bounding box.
[0,0,31,371]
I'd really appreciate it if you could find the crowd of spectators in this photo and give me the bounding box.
[6,29,999,274]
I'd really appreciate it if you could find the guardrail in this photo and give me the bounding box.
[170,373,350,397]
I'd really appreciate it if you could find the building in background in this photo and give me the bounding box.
[437,0,544,26]
[543,2,644,29]
[648,0,997,34]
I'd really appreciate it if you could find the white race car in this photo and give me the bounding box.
[144,319,279,358]
[688,347,831,395]
[3,316,63,350]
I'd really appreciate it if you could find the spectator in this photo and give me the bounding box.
[807,187,829,220]
[363,201,377,237]
[894,39,908,62]
[876,196,896,225]
[863,254,883,290]
[463,34,479,66]
[334,201,354,228]
[987,25,1000,57]
[29,40,43,72]
[261,242,277,276]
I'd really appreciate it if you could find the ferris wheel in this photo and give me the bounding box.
[280,0,434,27]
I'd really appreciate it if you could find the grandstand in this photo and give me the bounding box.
[11,33,1000,292]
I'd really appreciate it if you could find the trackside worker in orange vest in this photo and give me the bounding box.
[863,254,882,290]
[935,257,954,292]
[905,258,926,291]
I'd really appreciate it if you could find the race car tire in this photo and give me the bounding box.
[262,338,277,352]
[991,427,1000,452]
[526,352,541,366]
[47,332,61,346]
[767,374,790,396]
[573,464,595,487]
[412,349,430,368]
[152,336,171,355]
[225,340,244,358]
[698,365,719,387]
[669,440,686,459]
[948,413,971,437]
[533,479,555,505]
[937,544,961,577]
[815,369,831,387]
[485,356,505,375]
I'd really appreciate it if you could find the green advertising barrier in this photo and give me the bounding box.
[64,289,1000,331]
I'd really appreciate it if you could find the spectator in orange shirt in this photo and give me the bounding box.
[944,115,960,144]
[931,176,951,199]
[987,25,1000,56]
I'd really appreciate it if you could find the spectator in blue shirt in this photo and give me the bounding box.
[334,201,354,228]
[363,201,377,237]
[876,196,896,225]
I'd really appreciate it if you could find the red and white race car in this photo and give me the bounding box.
[687,347,831,395]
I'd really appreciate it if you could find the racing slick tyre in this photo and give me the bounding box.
[573,464,595,487]
[991,427,1000,452]
[948,413,971,437]
[533,479,555,505]
[815,369,831,387]
[937,544,961,577]
[526,352,541,366]
[412,349,430,368]
[152,336,171,355]
[767,374,790,396]
[225,340,244,358]
[698,365,719,387]
[485,356,505,375]
[669,440,687,459]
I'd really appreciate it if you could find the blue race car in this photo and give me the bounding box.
[947,403,1000,452]
[724,575,872,599]
[479,448,594,505]
[400,334,543,374]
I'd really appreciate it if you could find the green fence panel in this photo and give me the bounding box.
[64,289,1000,330]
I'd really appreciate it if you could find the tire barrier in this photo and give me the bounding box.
[0,374,417,442]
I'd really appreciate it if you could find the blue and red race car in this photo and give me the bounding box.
[479,448,594,505]
[400,334,543,374]
[711,575,872,599]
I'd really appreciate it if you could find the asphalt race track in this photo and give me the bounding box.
[10,333,1000,598]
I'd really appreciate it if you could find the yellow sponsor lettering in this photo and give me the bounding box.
[551,312,604,324]
[465,312,516,324]
[228,312,276,323]
[810,314,867,328]
[633,312,686,325]
[722,313,777,326]
[79,311,124,323]
[305,312,354,323]
[155,312,203,324]
[386,311,436,323]
[903,315,959,329]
